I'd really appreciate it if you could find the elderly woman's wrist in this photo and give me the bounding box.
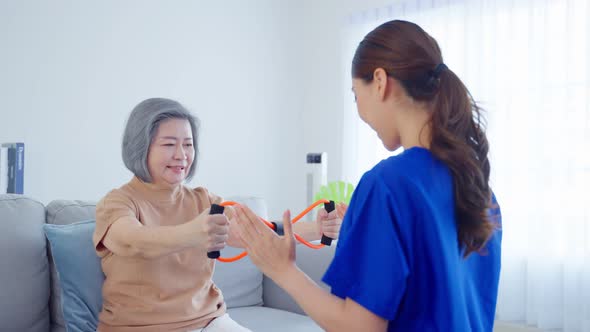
[179,219,206,249]
[293,222,320,241]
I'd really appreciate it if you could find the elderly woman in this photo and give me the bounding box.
[92,98,342,332]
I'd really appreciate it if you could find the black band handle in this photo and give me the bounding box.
[270,221,284,236]
[320,200,335,246]
[207,204,225,259]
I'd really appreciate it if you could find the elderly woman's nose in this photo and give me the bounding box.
[174,144,187,159]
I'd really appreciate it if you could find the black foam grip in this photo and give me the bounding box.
[321,200,336,246]
[270,221,284,236]
[207,204,225,259]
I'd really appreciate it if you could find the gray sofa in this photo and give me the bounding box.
[0,194,334,332]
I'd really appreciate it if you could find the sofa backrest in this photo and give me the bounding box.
[0,195,50,332]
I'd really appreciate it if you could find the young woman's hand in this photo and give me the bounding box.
[234,205,297,283]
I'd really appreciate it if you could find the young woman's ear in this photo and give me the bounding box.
[373,68,389,100]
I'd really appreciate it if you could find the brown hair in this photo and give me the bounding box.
[352,20,494,257]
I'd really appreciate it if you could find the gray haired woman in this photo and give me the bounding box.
[93,98,342,332]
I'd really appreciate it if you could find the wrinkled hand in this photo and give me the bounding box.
[235,205,296,282]
[315,202,347,240]
[193,207,230,253]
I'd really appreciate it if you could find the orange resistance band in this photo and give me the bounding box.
[217,199,332,263]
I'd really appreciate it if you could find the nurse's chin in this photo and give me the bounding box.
[382,140,401,152]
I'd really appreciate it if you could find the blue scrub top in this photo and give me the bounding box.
[323,147,502,332]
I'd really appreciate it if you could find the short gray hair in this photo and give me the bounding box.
[122,98,200,183]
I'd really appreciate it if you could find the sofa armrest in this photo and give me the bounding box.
[262,242,335,315]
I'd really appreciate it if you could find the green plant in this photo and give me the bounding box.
[313,181,355,205]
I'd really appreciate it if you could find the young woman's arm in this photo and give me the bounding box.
[279,266,388,332]
[234,206,387,332]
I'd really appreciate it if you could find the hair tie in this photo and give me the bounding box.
[431,63,448,79]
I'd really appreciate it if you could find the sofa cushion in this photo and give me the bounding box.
[45,200,97,330]
[228,306,322,332]
[44,220,103,332]
[0,194,50,332]
[212,246,263,307]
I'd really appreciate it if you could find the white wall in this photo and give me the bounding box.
[299,0,350,189]
[300,0,423,186]
[0,0,306,218]
[299,0,369,186]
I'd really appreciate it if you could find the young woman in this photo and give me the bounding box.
[234,20,502,332]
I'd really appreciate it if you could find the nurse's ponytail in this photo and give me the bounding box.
[352,20,497,257]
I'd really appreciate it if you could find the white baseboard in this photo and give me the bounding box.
[494,321,553,332]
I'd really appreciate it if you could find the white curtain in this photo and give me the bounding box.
[340,1,590,331]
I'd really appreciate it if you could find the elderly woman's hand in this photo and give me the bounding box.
[314,202,347,241]
[191,207,230,253]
